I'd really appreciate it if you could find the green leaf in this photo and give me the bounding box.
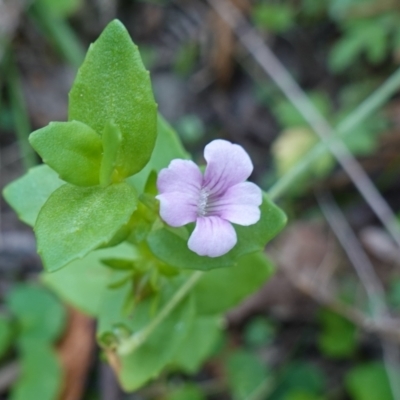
[318,309,358,359]
[97,278,195,391]
[167,384,206,400]
[252,4,294,33]
[147,194,286,271]
[285,392,326,400]
[271,362,326,400]
[69,20,157,178]
[172,315,222,374]
[35,182,138,272]
[345,362,394,400]
[129,115,190,193]
[195,252,274,315]
[244,317,276,348]
[329,31,365,73]
[101,258,134,270]
[6,284,66,342]
[226,350,268,400]
[29,121,103,186]
[11,338,62,400]
[42,243,138,316]
[100,120,122,186]
[0,316,13,359]
[3,165,64,226]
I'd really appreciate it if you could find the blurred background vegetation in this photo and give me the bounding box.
[2,0,400,399]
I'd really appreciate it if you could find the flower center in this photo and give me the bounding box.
[197,188,210,217]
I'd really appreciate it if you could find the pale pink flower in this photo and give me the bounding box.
[156,139,262,257]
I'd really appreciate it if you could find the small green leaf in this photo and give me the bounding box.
[252,3,294,33]
[345,362,394,400]
[101,258,134,270]
[3,165,64,227]
[11,338,62,400]
[329,31,365,73]
[272,362,326,399]
[100,120,122,186]
[147,194,286,271]
[144,170,158,196]
[0,316,13,359]
[6,284,66,342]
[69,20,157,178]
[35,182,138,272]
[285,392,326,400]
[194,252,273,315]
[318,309,358,359]
[244,317,276,348]
[42,243,138,316]
[167,384,206,400]
[226,350,268,400]
[29,121,103,187]
[172,316,222,374]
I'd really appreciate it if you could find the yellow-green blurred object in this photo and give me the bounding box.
[272,127,334,178]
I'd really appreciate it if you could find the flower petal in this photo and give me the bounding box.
[207,182,262,225]
[157,192,198,227]
[203,140,253,196]
[157,159,203,196]
[188,216,237,257]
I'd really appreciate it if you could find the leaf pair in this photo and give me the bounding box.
[30,120,122,187]
[30,20,157,188]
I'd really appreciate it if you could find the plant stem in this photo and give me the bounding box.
[28,3,85,68]
[7,53,37,170]
[117,271,204,356]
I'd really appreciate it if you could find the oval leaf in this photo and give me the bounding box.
[147,194,287,271]
[29,121,103,186]
[69,20,157,178]
[194,252,274,315]
[3,165,64,227]
[35,182,138,272]
[6,284,66,342]
[11,338,62,400]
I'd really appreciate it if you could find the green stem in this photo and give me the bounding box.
[268,66,400,201]
[28,3,85,68]
[117,271,204,356]
[7,54,37,170]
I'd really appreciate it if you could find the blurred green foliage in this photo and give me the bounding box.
[226,350,269,400]
[318,308,358,359]
[0,284,67,400]
[244,317,276,348]
[345,362,394,400]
